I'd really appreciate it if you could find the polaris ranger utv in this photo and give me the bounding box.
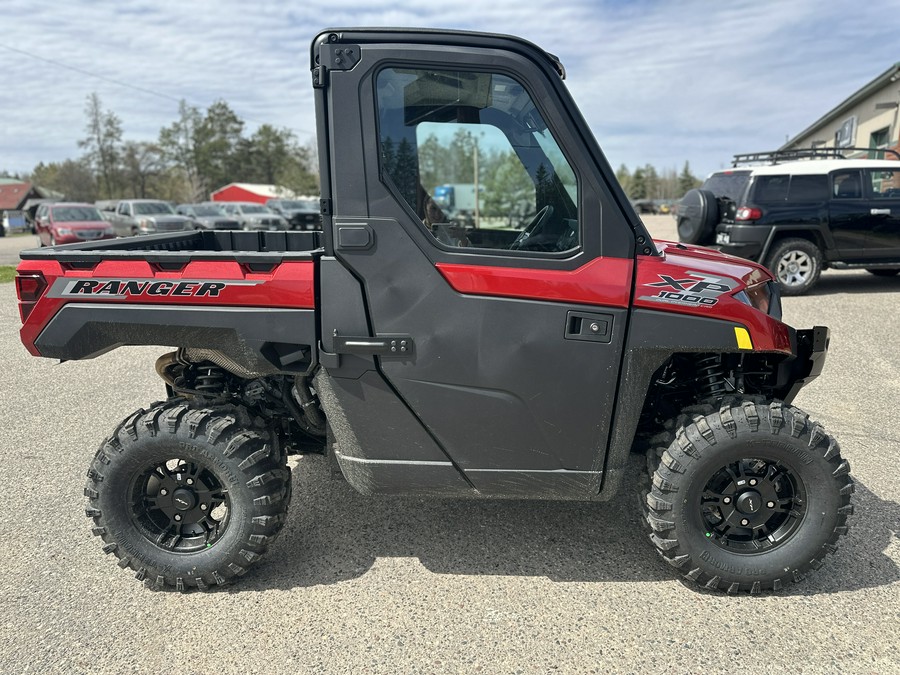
[14,29,852,594]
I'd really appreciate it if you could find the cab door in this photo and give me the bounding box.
[863,166,900,260]
[829,169,870,259]
[314,31,639,498]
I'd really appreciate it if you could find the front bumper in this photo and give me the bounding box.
[778,325,829,404]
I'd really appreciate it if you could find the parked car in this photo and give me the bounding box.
[176,203,242,230]
[1,209,30,236]
[108,199,194,236]
[265,198,321,230]
[630,199,658,215]
[33,203,115,246]
[677,148,900,294]
[217,202,289,230]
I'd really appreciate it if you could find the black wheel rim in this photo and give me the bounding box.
[129,459,230,553]
[700,458,805,553]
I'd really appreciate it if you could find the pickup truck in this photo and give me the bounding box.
[15,28,852,594]
[108,199,194,236]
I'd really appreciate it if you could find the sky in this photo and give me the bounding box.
[2,0,898,181]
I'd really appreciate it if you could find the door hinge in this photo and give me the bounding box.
[312,65,327,89]
[313,44,360,89]
[320,198,333,216]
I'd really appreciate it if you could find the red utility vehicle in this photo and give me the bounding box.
[15,29,852,594]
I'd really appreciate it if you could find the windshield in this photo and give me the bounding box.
[52,206,103,222]
[241,205,269,214]
[133,202,176,215]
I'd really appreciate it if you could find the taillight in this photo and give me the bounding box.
[736,207,763,222]
[15,272,47,322]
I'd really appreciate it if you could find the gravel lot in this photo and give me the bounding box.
[0,216,898,673]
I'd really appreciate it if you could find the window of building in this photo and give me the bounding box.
[869,127,890,159]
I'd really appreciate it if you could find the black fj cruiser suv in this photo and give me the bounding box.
[677,148,900,294]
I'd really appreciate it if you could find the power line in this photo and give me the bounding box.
[0,42,315,137]
[0,43,182,104]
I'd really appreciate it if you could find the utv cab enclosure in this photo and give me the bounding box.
[15,28,852,594]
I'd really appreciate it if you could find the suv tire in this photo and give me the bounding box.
[765,238,823,296]
[676,189,719,245]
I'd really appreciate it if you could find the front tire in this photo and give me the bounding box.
[85,404,291,590]
[645,400,853,593]
[765,238,823,295]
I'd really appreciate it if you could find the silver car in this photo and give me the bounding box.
[218,202,289,231]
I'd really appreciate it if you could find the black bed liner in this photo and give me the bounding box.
[20,230,324,266]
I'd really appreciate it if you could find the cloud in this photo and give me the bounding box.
[1,0,898,179]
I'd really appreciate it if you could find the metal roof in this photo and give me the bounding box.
[210,183,297,199]
[0,182,35,210]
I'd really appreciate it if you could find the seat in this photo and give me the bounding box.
[836,175,861,199]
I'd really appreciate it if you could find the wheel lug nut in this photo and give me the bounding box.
[723,497,732,504]
[740,518,750,526]
[749,479,758,486]
[186,478,194,485]
[174,514,182,522]
[200,504,208,511]
[160,489,168,496]
[767,501,775,509]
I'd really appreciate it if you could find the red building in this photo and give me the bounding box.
[209,183,296,204]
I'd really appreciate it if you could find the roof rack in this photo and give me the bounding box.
[732,147,900,166]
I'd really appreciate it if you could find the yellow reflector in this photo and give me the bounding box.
[734,327,753,350]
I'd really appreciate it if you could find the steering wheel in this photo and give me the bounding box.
[510,205,554,250]
[432,222,468,247]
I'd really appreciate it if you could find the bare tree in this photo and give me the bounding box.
[78,93,123,198]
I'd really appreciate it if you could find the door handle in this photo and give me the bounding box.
[870,208,892,215]
[333,334,414,357]
[564,311,613,343]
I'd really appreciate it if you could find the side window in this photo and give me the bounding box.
[788,175,828,202]
[867,169,900,198]
[832,171,862,199]
[376,67,579,253]
[753,175,789,202]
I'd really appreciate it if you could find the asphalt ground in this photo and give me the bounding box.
[0,216,898,673]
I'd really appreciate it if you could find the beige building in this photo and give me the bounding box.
[781,62,900,158]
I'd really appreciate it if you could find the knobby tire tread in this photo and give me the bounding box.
[84,403,291,591]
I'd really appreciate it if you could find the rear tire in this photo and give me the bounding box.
[765,238,823,296]
[645,400,853,593]
[85,404,291,590]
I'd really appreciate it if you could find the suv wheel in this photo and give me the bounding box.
[676,189,719,246]
[765,238,822,296]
